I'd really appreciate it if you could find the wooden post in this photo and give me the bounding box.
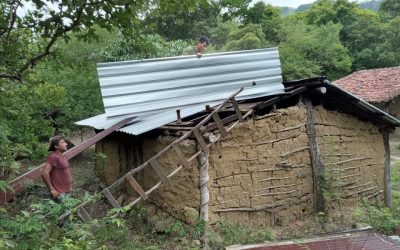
[304,98,326,213]
[197,143,210,221]
[197,140,210,249]
[176,109,182,124]
[382,129,392,208]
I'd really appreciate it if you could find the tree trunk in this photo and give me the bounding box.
[197,142,210,249]
[382,130,392,208]
[304,98,326,213]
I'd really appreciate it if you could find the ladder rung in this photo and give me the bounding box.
[211,113,227,138]
[102,188,121,208]
[230,97,244,122]
[149,159,169,184]
[171,143,191,169]
[192,127,209,153]
[77,206,92,222]
[125,174,148,200]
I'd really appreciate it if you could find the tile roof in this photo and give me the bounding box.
[334,66,400,103]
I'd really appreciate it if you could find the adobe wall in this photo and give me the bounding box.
[94,104,386,228]
[313,106,385,209]
[207,105,313,228]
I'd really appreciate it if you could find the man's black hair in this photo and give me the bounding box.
[48,135,64,151]
[198,36,210,45]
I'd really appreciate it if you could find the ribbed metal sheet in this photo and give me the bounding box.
[97,48,284,118]
[76,102,220,135]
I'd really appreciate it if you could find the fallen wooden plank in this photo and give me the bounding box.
[0,117,135,204]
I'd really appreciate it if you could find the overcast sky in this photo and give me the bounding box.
[251,0,363,8]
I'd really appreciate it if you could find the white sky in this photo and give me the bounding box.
[251,0,364,8]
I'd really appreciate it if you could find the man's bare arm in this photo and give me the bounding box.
[42,163,59,198]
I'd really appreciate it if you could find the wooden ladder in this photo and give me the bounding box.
[73,87,254,222]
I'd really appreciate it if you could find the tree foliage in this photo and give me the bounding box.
[380,0,400,16]
[0,0,208,81]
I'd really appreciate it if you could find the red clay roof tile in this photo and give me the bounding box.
[334,66,400,103]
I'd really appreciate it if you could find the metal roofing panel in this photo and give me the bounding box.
[76,102,220,135]
[97,48,284,119]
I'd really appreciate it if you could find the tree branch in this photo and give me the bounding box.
[18,4,86,74]
[5,0,22,42]
[0,73,22,81]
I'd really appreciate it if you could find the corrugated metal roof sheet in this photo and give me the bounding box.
[228,231,400,250]
[76,101,220,135]
[97,48,284,118]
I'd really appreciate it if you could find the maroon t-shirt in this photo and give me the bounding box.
[47,152,72,193]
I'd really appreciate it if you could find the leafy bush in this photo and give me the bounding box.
[353,201,400,233]
[208,221,275,248]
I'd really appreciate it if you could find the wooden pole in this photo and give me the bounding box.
[197,141,210,249]
[304,98,326,213]
[382,130,392,208]
[197,142,210,221]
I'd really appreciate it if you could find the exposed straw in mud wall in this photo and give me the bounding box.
[94,104,386,228]
[208,105,313,228]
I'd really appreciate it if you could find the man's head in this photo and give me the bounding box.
[198,36,210,47]
[48,135,68,152]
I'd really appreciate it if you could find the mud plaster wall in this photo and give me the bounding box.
[95,132,144,185]
[208,105,313,228]
[95,132,200,224]
[372,97,400,135]
[313,106,385,209]
[94,104,386,228]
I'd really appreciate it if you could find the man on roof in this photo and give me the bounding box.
[42,135,72,201]
[196,36,210,58]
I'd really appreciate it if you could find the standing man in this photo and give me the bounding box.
[42,135,72,200]
[196,36,210,58]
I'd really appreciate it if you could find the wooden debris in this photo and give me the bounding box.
[367,190,383,199]
[339,173,361,179]
[258,177,289,182]
[253,189,298,197]
[149,159,169,184]
[102,188,121,208]
[342,186,378,198]
[125,175,148,200]
[211,113,227,138]
[325,157,373,166]
[275,123,305,133]
[255,184,297,192]
[281,146,310,157]
[254,112,278,120]
[344,181,374,190]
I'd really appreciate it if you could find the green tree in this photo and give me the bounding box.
[224,23,268,51]
[208,20,239,50]
[244,2,283,44]
[0,0,208,81]
[143,0,219,41]
[380,0,400,16]
[280,20,352,80]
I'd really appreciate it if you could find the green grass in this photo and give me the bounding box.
[352,158,400,234]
